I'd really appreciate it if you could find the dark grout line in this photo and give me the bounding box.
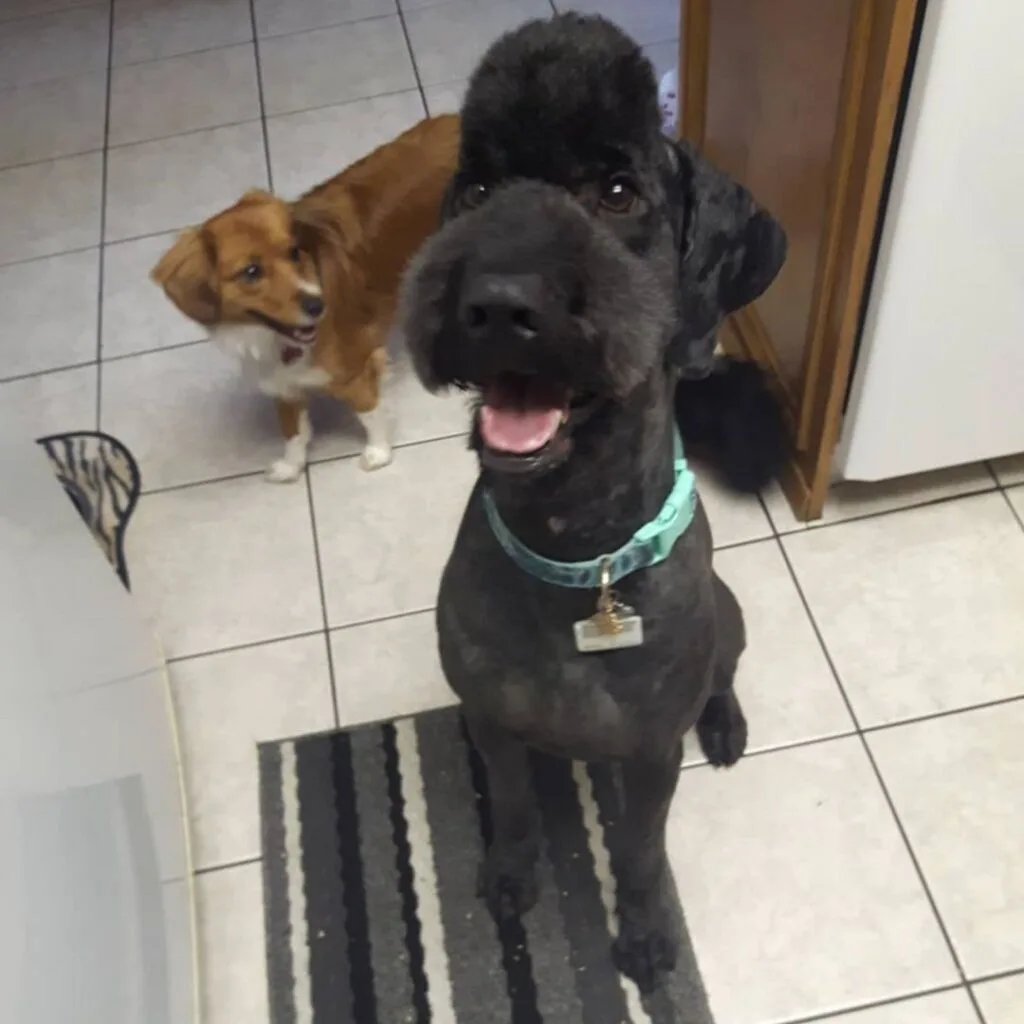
[858,740,988,1022]
[304,473,341,729]
[970,964,1024,986]
[681,687,1024,771]
[772,533,988,1023]
[142,466,270,496]
[100,6,415,72]
[1,338,210,388]
[247,0,274,194]
[0,0,109,29]
[262,83,427,125]
[0,358,98,387]
[107,36,254,72]
[394,0,430,116]
[105,227,179,247]
[712,531,776,554]
[110,37,256,72]
[257,7,403,44]
[780,982,971,1024]
[0,145,105,176]
[193,855,262,877]
[106,115,264,155]
[166,627,326,666]
[864,692,1024,736]
[999,485,1024,533]
[104,336,207,363]
[99,82,428,158]
[137,430,469,497]
[771,482,1003,542]
[163,607,441,670]
[679,729,860,772]
[95,0,117,431]
[0,242,99,273]
[327,603,435,634]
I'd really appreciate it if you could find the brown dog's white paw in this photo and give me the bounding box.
[265,458,304,483]
[359,444,392,471]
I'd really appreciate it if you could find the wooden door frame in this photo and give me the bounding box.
[679,0,922,519]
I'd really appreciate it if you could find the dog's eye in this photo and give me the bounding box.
[238,262,263,282]
[600,175,639,214]
[460,183,489,211]
[289,246,302,264]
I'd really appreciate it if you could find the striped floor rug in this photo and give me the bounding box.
[259,707,715,1023]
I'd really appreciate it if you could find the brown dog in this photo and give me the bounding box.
[151,114,459,481]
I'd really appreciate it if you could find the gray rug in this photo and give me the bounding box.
[259,708,715,1023]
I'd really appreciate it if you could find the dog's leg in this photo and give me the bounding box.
[467,716,540,921]
[266,399,311,483]
[356,400,392,471]
[613,745,682,991]
[696,573,749,766]
[349,348,393,471]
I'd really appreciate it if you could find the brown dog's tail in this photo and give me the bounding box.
[674,356,789,495]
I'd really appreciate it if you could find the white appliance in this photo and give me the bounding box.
[837,0,1024,480]
[0,416,196,1023]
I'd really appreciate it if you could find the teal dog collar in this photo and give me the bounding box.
[482,429,697,589]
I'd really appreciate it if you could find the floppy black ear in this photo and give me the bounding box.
[665,138,788,375]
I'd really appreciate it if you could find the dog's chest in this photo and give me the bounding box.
[439,506,718,760]
[441,583,709,761]
[211,324,330,399]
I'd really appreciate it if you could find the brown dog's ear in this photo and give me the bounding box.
[150,227,219,324]
[665,139,788,376]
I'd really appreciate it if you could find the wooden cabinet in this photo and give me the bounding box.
[680,0,923,519]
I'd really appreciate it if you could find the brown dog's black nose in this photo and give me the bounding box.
[459,273,545,341]
[300,293,324,318]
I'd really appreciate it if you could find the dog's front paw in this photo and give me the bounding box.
[359,444,392,471]
[612,919,677,993]
[696,691,748,767]
[265,458,304,483]
[478,852,539,922]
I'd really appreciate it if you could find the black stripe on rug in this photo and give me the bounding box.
[259,707,716,1023]
[331,731,378,1022]
[298,737,355,1021]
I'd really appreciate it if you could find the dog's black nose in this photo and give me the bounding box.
[459,274,545,341]
[299,293,324,318]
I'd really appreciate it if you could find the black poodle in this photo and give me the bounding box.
[399,13,788,992]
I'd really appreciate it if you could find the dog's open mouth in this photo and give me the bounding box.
[480,374,568,453]
[249,310,318,345]
[472,372,596,473]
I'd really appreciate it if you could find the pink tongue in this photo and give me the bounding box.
[479,404,562,454]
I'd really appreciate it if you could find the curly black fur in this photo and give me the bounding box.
[398,12,788,993]
[675,355,790,493]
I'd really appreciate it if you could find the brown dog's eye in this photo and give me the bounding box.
[600,175,639,214]
[238,262,263,283]
[289,246,302,263]
[460,183,489,211]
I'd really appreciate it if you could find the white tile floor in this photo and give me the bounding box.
[1,2,1023,1023]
